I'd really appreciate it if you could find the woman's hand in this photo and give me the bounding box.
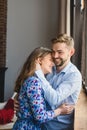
[54,104,75,117]
[59,104,75,114]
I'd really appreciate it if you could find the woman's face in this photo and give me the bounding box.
[40,54,54,74]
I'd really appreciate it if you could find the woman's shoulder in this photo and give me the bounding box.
[25,76,41,87]
[27,75,39,81]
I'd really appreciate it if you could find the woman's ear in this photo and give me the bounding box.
[36,58,42,64]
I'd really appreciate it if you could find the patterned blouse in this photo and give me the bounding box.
[13,76,55,130]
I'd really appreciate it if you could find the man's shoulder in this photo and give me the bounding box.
[69,62,81,74]
[64,63,82,81]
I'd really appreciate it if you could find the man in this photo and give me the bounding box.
[35,34,82,130]
[14,34,82,130]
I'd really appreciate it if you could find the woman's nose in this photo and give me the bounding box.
[51,61,55,66]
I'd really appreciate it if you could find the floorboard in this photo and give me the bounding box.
[74,89,87,130]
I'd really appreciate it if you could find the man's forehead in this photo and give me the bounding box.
[51,43,68,50]
[52,42,66,46]
[51,48,64,52]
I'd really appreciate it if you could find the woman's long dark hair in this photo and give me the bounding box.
[14,47,52,93]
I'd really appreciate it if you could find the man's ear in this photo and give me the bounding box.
[70,48,75,56]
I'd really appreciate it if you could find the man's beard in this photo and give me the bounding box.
[53,58,67,67]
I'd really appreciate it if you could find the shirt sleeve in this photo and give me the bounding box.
[35,70,82,107]
[26,77,55,123]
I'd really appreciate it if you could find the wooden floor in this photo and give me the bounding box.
[74,89,87,130]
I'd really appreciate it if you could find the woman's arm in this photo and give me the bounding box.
[26,77,74,123]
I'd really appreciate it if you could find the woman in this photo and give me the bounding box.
[13,47,73,130]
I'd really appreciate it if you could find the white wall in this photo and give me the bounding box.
[5,0,59,100]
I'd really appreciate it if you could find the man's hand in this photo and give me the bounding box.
[14,93,19,113]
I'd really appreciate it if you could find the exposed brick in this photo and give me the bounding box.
[0,0,7,67]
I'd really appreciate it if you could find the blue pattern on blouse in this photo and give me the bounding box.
[13,76,54,130]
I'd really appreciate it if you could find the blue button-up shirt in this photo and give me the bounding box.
[35,62,82,130]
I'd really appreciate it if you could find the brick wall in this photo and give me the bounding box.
[0,0,7,68]
[0,0,7,102]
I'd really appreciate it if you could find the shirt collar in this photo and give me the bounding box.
[53,61,72,74]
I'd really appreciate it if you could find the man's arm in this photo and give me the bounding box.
[35,70,82,107]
